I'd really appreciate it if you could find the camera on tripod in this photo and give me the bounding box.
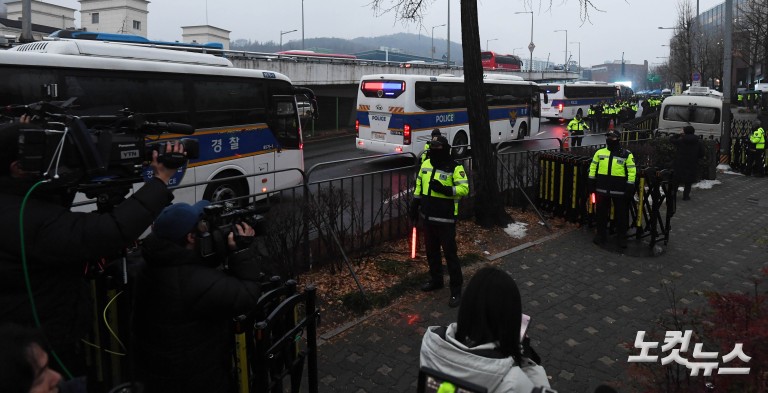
[197,203,270,259]
[3,99,200,195]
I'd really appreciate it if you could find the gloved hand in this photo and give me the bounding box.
[587,179,596,194]
[625,183,635,197]
[409,199,420,222]
[429,179,453,196]
[522,336,542,364]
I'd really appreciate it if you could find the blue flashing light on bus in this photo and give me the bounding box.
[49,30,225,50]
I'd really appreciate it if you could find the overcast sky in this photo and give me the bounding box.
[46,0,723,67]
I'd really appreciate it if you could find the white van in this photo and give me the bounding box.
[658,87,723,139]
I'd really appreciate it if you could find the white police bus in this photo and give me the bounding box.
[0,39,315,204]
[539,81,620,121]
[355,73,542,157]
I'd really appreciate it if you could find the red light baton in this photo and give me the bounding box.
[591,192,596,205]
[410,226,418,259]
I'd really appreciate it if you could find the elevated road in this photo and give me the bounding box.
[227,52,579,132]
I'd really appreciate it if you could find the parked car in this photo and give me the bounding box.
[298,102,313,117]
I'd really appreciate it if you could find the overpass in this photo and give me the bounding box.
[229,52,580,132]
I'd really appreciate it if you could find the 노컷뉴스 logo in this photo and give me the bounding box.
[627,330,751,376]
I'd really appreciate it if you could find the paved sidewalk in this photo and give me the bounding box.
[314,172,768,392]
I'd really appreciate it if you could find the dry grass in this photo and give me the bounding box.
[297,208,577,336]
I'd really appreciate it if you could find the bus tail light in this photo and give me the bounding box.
[557,103,564,112]
[403,124,412,145]
[355,119,359,137]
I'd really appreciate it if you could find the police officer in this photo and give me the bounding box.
[567,113,590,147]
[409,136,469,308]
[747,119,766,177]
[588,130,636,249]
[420,128,443,164]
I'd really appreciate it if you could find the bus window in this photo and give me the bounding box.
[270,96,300,149]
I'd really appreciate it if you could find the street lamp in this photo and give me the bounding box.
[280,29,297,52]
[569,41,581,71]
[554,29,568,70]
[486,38,498,52]
[515,11,534,72]
[431,23,446,62]
[301,0,305,49]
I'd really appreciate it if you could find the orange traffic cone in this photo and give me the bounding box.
[608,119,615,131]
[562,129,570,149]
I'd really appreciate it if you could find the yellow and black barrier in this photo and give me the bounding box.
[537,151,676,247]
[729,118,758,173]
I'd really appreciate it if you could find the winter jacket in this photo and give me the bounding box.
[414,159,469,222]
[588,146,637,196]
[132,234,263,393]
[420,323,550,393]
[671,134,705,184]
[0,176,173,375]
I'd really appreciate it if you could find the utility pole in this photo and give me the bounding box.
[446,0,451,67]
[20,0,32,43]
[721,0,733,160]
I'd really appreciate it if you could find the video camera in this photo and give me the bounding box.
[2,99,199,196]
[198,203,270,259]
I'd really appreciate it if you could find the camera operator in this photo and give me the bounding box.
[131,201,263,393]
[0,114,185,378]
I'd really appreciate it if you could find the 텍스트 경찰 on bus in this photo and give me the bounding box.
[0,39,316,206]
[355,73,542,158]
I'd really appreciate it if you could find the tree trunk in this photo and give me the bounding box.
[460,0,511,228]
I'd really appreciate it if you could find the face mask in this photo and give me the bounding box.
[430,148,450,164]
[606,138,620,150]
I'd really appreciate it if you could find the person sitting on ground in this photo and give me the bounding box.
[419,266,550,392]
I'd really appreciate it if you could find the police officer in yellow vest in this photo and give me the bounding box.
[420,128,443,164]
[567,113,590,147]
[588,130,637,248]
[747,119,766,177]
[409,136,469,308]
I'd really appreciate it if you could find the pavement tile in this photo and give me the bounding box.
[313,173,768,392]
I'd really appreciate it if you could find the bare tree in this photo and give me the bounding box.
[735,0,768,86]
[369,0,601,227]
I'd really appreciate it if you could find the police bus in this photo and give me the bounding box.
[0,39,315,204]
[355,73,542,157]
[539,81,619,121]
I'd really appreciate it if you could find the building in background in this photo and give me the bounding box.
[182,25,231,50]
[1,0,73,42]
[5,0,74,29]
[79,0,148,37]
[589,60,649,91]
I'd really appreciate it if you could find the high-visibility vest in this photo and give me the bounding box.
[567,118,589,133]
[588,147,636,196]
[414,159,470,221]
[750,127,766,150]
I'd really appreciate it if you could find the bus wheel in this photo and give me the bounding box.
[452,131,469,158]
[517,123,528,140]
[204,172,249,205]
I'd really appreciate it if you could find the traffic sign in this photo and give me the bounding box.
[692,72,701,87]
[692,72,701,82]
[528,42,535,52]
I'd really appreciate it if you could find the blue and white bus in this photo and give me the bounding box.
[0,39,314,205]
[355,73,541,157]
[539,81,619,121]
